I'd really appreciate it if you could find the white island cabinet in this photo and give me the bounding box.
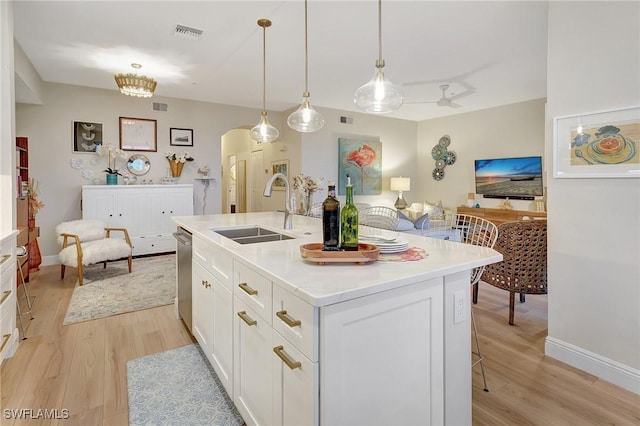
[82,185,193,255]
[172,212,502,426]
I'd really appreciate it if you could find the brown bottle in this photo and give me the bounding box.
[322,182,340,251]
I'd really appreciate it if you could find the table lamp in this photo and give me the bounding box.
[390,177,411,209]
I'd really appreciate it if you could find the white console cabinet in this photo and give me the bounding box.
[82,185,193,255]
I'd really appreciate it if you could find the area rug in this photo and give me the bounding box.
[63,254,176,325]
[127,344,244,426]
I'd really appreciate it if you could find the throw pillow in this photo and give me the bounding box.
[423,200,444,220]
[396,218,415,231]
[414,213,430,230]
[397,210,411,221]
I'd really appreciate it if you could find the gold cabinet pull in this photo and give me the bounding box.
[276,310,301,328]
[0,290,11,305]
[238,282,258,296]
[237,311,257,326]
[0,334,10,352]
[273,345,301,370]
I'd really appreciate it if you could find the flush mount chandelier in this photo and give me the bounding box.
[114,63,157,98]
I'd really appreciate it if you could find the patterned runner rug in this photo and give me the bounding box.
[127,344,244,426]
[63,254,175,325]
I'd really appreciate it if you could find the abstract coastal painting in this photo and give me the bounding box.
[338,137,382,195]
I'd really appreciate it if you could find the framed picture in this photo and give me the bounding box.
[271,159,289,190]
[72,121,103,153]
[338,137,382,195]
[554,106,640,178]
[119,117,157,152]
[170,128,194,147]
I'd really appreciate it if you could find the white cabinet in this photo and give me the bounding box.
[192,234,234,395]
[320,280,444,426]
[233,259,319,426]
[82,185,193,255]
[0,232,18,363]
[192,261,213,359]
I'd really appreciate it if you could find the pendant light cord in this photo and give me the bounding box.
[378,0,382,62]
[261,23,267,112]
[304,0,309,95]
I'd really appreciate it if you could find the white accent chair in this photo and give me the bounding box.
[56,219,132,286]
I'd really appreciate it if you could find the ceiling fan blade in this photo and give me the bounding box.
[448,89,476,102]
[448,102,463,108]
[405,100,438,104]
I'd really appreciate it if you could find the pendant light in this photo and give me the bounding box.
[250,19,279,144]
[354,0,404,114]
[287,0,325,132]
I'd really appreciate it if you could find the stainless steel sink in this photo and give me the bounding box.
[213,226,294,245]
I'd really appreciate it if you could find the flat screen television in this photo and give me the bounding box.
[474,156,543,200]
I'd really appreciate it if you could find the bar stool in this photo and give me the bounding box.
[16,245,34,339]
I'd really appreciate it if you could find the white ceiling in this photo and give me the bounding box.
[12,0,549,122]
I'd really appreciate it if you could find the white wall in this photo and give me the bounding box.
[545,2,640,394]
[417,98,547,211]
[16,82,282,259]
[297,106,418,207]
[0,1,16,233]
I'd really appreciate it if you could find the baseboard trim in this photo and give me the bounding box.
[545,336,640,395]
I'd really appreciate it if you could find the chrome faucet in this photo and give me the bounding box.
[263,172,293,230]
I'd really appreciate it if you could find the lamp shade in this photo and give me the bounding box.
[390,177,411,192]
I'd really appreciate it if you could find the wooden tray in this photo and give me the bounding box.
[300,243,379,265]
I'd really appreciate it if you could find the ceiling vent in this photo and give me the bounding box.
[153,102,168,112]
[172,24,204,40]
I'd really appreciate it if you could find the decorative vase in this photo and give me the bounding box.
[106,173,118,185]
[28,218,35,228]
[169,160,184,177]
[300,191,312,216]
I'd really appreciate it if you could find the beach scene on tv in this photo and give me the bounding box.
[474,157,543,197]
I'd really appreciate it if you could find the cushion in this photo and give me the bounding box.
[396,218,415,231]
[423,200,445,220]
[414,213,430,230]
[397,210,411,221]
[59,238,131,267]
[56,219,106,246]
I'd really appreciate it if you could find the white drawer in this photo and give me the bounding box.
[193,235,232,288]
[132,235,175,255]
[273,285,318,362]
[233,260,272,324]
[0,296,15,361]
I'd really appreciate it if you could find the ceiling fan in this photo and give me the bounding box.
[406,84,474,108]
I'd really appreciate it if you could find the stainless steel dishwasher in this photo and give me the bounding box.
[173,227,193,333]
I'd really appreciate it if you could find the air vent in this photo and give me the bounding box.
[339,116,353,125]
[153,102,168,112]
[172,24,204,40]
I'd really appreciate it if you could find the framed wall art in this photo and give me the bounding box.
[72,121,103,153]
[271,159,289,190]
[170,128,194,147]
[338,137,382,195]
[119,117,157,152]
[554,106,639,178]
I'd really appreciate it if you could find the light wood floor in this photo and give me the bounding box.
[1,265,639,425]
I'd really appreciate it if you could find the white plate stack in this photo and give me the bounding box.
[359,236,409,253]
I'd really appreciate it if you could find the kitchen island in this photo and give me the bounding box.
[173,212,501,426]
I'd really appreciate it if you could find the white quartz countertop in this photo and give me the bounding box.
[172,212,502,307]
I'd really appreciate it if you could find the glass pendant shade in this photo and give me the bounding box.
[287,96,325,132]
[251,18,279,144]
[354,66,404,113]
[250,111,279,144]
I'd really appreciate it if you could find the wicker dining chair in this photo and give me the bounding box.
[481,220,548,325]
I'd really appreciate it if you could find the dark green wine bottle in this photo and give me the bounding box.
[322,181,340,251]
[340,174,359,251]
